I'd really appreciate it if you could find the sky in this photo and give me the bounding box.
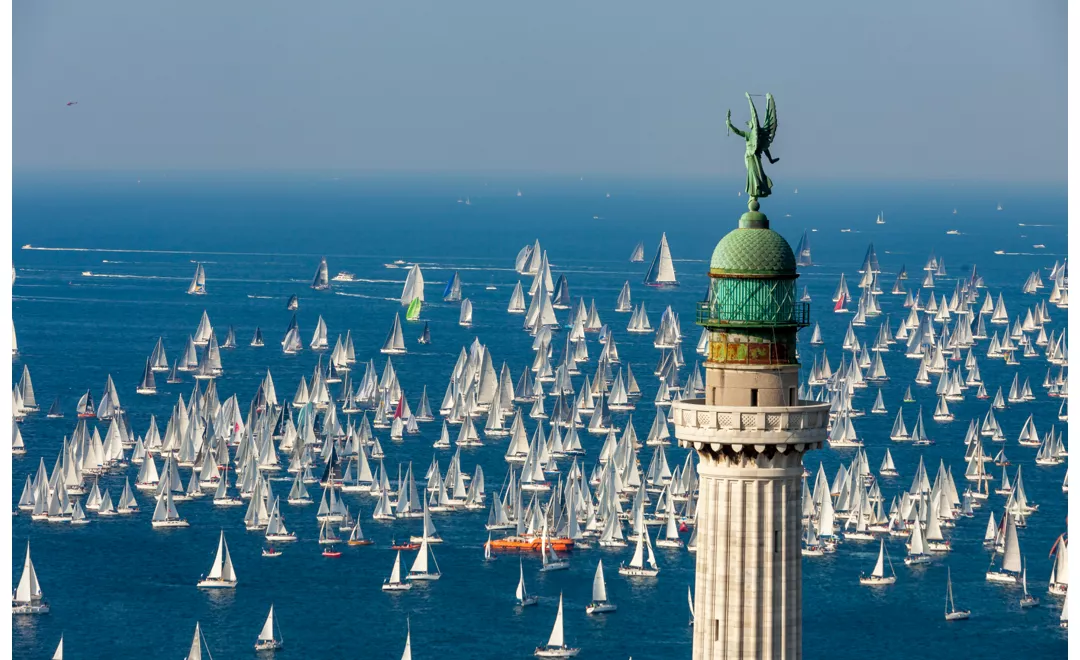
[13,1,1067,182]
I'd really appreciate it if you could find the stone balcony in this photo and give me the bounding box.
[672,398,829,455]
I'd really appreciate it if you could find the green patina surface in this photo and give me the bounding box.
[709,215,797,277]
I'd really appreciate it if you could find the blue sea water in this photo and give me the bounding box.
[11,172,1069,658]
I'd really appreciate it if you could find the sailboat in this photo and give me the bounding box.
[585,560,616,614]
[859,539,897,585]
[1020,559,1039,608]
[46,396,63,419]
[311,258,331,290]
[406,297,422,322]
[12,542,48,613]
[52,636,63,660]
[795,230,812,267]
[417,321,431,345]
[944,567,970,620]
[187,263,207,295]
[534,593,580,658]
[400,264,425,305]
[254,604,284,651]
[151,489,188,528]
[629,242,645,263]
[381,314,407,355]
[286,294,299,311]
[250,327,264,347]
[458,298,474,327]
[618,529,660,577]
[516,558,539,606]
[643,233,678,287]
[197,531,237,588]
[137,358,157,395]
[382,551,413,591]
[540,524,570,572]
[443,271,463,302]
[185,623,212,660]
[407,539,442,581]
[985,513,1022,583]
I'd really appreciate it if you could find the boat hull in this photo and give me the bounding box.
[197,579,237,589]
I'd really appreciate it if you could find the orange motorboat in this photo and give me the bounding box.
[489,535,574,552]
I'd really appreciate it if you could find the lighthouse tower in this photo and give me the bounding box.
[673,198,829,660]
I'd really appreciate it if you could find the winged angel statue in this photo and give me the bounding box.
[726,93,778,200]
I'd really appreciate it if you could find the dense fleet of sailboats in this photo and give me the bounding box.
[11,231,1070,656]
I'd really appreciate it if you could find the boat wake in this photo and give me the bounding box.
[81,273,187,280]
[334,291,395,301]
[247,295,275,299]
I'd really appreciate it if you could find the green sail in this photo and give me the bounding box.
[406,297,422,321]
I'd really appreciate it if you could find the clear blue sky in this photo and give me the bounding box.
[14,1,1066,181]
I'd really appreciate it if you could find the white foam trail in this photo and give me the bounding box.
[82,273,186,280]
[334,291,393,301]
[247,295,275,299]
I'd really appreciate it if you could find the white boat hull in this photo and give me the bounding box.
[197,579,236,588]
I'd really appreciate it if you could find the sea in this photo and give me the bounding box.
[11,171,1070,658]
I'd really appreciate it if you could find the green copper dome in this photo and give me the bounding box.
[710,212,796,277]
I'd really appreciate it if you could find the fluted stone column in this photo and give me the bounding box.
[673,400,827,660]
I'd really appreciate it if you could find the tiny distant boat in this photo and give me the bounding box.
[332,271,356,282]
[585,560,616,614]
[516,558,539,607]
[261,547,282,558]
[629,242,645,263]
[197,531,237,588]
[944,567,970,620]
[311,258,331,290]
[12,542,49,614]
[417,322,431,345]
[953,208,958,214]
[876,212,885,224]
[859,539,896,586]
[254,604,284,651]
[383,551,413,591]
[391,539,421,551]
[250,327,264,347]
[997,202,1003,211]
[286,294,299,310]
[187,263,207,296]
[322,546,342,558]
[946,229,960,235]
[534,594,579,658]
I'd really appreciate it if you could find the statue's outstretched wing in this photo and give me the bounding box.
[762,94,778,150]
[746,93,761,135]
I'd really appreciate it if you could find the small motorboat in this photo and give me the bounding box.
[262,547,282,558]
[322,546,342,558]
